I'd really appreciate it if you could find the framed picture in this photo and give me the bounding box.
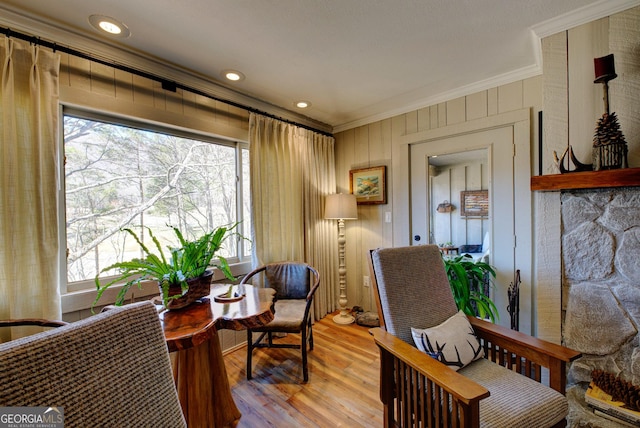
[460,190,488,217]
[350,166,387,205]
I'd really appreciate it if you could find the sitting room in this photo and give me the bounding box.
[1,2,639,427]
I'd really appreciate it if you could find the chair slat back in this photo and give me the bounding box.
[369,245,458,345]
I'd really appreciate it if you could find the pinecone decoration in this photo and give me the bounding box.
[592,112,628,170]
[592,369,640,411]
[593,112,626,147]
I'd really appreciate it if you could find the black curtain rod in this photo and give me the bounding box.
[0,26,333,137]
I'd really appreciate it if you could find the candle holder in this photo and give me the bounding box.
[592,54,628,171]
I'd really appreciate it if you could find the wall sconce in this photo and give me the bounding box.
[325,193,358,325]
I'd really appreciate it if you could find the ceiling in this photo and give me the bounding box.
[0,0,636,132]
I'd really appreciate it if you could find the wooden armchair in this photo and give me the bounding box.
[368,245,581,428]
[241,261,320,382]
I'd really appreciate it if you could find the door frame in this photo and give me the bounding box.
[398,108,533,333]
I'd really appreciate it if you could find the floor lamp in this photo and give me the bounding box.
[325,193,358,325]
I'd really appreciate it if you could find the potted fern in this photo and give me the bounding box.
[443,254,499,323]
[92,223,241,311]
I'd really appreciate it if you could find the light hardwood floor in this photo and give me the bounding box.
[223,313,384,427]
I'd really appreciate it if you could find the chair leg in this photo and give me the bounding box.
[301,324,309,382]
[308,318,314,350]
[246,329,253,380]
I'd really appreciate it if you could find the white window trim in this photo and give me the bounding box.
[58,106,253,311]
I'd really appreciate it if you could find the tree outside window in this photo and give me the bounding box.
[63,115,250,286]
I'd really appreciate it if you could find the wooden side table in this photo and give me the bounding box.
[160,284,275,428]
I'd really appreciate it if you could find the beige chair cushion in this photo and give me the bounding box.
[460,359,568,428]
[253,299,308,332]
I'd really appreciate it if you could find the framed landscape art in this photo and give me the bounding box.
[350,166,386,205]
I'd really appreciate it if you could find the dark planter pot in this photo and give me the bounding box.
[162,270,214,310]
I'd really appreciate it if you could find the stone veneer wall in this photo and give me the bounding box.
[561,187,640,427]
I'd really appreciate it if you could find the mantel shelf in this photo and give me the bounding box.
[531,167,640,191]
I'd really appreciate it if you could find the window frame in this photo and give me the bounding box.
[59,106,251,295]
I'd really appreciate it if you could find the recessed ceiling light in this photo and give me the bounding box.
[295,101,311,109]
[222,70,245,82]
[88,15,130,38]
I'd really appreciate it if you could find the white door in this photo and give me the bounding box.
[409,126,525,331]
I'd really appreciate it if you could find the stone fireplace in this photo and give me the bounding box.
[561,187,640,427]
[535,5,640,425]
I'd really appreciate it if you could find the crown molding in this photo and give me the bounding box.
[334,0,640,133]
[0,5,332,135]
[332,63,542,134]
[532,0,640,38]
[3,0,637,135]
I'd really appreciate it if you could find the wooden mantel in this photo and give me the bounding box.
[531,167,640,191]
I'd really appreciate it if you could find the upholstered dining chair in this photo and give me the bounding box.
[0,301,186,428]
[240,261,320,382]
[368,245,581,428]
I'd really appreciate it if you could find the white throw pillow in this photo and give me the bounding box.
[411,310,484,371]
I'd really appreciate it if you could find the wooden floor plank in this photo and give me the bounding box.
[224,313,383,427]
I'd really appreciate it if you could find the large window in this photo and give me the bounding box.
[63,112,251,290]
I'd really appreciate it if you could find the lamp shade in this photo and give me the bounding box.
[325,193,358,220]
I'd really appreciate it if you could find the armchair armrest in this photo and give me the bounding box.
[468,316,581,393]
[370,327,489,403]
[370,327,489,427]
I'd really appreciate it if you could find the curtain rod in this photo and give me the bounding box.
[0,26,333,137]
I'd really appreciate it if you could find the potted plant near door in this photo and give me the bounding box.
[92,223,242,312]
[443,254,499,323]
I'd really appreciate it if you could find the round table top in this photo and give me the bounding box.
[160,284,275,352]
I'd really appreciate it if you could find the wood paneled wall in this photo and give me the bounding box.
[335,6,640,339]
[59,52,250,141]
[335,78,543,313]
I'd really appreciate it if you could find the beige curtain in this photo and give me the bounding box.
[249,114,338,320]
[0,35,61,339]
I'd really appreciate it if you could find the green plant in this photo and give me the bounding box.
[443,254,499,323]
[93,223,241,311]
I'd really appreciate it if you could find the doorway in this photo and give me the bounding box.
[427,148,489,250]
[408,118,532,333]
